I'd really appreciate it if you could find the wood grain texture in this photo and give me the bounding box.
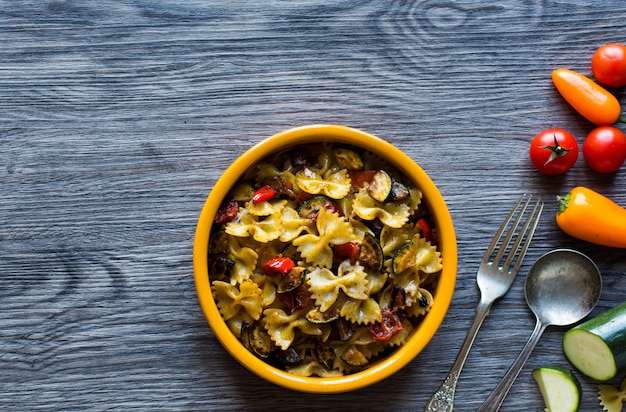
[2,1,626,410]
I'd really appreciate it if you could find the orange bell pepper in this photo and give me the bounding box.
[552,68,623,126]
[556,186,626,248]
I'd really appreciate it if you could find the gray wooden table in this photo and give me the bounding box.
[2,1,626,411]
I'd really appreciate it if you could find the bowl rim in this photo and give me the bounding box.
[193,124,457,393]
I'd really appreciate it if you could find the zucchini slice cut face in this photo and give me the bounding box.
[241,322,274,359]
[367,170,393,203]
[276,266,306,293]
[562,301,626,381]
[532,366,581,412]
[359,232,383,270]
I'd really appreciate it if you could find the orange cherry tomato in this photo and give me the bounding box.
[552,68,623,125]
[591,43,626,87]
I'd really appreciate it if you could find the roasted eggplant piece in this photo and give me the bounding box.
[276,266,306,293]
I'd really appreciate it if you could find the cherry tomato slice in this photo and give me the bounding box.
[583,126,626,173]
[366,310,403,341]
[529,128,579,175]
[214,198,239,225]
[592,43,626,88]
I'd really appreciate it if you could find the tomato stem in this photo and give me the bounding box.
[618,116,626,123]
[541,134,572,165]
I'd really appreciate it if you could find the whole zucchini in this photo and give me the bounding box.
[562,302,626,381]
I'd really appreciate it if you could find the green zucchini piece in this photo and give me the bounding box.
[392,242,415,275]
[306,307,340,324]
[241,322,274,359]
[333,147,364,170]
[532,366,581,412]
[563,302,626,381]
[367,170,392,203]
[316,343,335,370]
[276,266,306,293]
[298,195,335,219]
[359,232,383,270]
[340,345,368,367]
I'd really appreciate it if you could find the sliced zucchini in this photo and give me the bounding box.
[306,307,340,324]
[298,195,335,219]
[359,232,383,270]
[340,345,368,367]
[333,147,364,170]
[316,343,335,370]
[388,181,410,201]
[241,321,274,359]
[367,170,392,203]
[276,266,306,293]
[563,302,626,381]
[392,242,415,274]
[532,366,581,412]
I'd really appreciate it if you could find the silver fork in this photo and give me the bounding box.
[424,194,544,412]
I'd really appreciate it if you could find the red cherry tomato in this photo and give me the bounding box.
[591,43,626,87]
[529,128,579,175]
[366,310,403,341]
[583,126,626,173]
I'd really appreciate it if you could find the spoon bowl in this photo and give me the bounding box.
[525,249,602,326]
[478,249,602,411]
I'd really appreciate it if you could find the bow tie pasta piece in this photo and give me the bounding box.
[391,234,442,276]
[306,261,369,312]
[225,209,282,243]
[352,186,421,228]
[226,237,259,285]
[263,308,326,350]
[287,358,344,378]
[247,198,288,217]
[599,377,626,412]
[292,207,357,268]
[212,279,263,322]
[279,207,314,242]
[255,163,299,189]
[295,167,351,199]
[340,297,382,325]
[404,288,434,317]
[380,225,419,256]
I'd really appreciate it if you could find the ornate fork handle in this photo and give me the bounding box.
[425,299,492,412]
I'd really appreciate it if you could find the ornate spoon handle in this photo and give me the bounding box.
[424,299,492,412]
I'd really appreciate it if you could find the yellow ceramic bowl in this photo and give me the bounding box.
[193,124,457,393]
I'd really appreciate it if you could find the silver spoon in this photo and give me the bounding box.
[477,248,602,412]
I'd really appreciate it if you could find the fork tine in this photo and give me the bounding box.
[480,194,529,267]
[491,194,535,267]
[507,199,543,274]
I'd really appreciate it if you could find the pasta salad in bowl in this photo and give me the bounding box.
[193,124,457,393]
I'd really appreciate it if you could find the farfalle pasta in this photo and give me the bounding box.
[207,142,443,376]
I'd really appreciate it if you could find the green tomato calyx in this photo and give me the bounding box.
[541,134,573,166]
